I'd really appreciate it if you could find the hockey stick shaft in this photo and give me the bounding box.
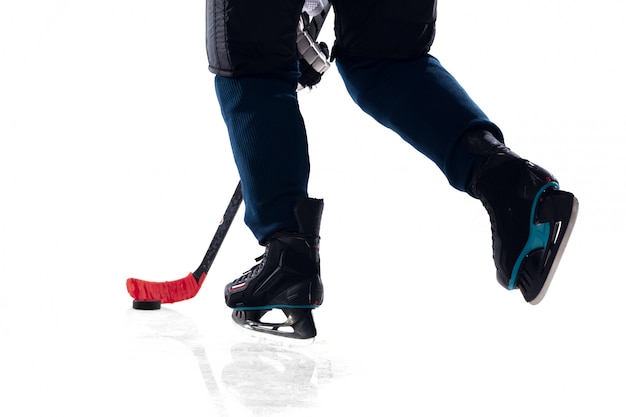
[126,182,243,303]
[193,181,243,280]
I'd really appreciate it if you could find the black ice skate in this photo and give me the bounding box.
[225,198,324,339]
[466,131,579,304]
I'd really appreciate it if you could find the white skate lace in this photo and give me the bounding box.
[231,254,266,285]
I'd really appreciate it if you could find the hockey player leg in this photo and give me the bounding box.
[208,0,323,337]
[336,54,578,303]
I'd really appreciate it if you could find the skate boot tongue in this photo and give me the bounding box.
[294,197,324,236]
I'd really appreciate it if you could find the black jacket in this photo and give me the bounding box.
[331,0,437,60]
[206,0,438,77]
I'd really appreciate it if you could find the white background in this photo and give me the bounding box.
[1,1,625,416]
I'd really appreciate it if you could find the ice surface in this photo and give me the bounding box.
[1,1,625,416]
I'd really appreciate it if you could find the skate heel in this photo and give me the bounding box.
[518,188,579,304]
[536,189,576,225]
[282,308,317,339]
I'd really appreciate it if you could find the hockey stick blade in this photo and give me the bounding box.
[126,182,243,304]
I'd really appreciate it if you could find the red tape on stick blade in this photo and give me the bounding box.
[126,272,200,304]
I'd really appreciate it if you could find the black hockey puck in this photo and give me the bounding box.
[132,299,161,310]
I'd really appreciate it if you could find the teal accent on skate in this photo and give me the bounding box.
[509,181,560,290]
[233,305,320,311]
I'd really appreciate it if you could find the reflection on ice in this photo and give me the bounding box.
[125,307,334,416]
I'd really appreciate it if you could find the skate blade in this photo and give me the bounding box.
[231,308,318,341]
[520,190,579,304]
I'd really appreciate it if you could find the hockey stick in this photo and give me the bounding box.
[126,182,243,304]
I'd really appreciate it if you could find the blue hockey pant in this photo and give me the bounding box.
[215,55,503,242]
